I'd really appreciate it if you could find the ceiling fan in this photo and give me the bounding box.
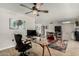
[20,3,48,16]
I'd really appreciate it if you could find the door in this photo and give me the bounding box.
[62,23,74,40]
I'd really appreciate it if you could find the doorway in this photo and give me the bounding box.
[62,23,74,40]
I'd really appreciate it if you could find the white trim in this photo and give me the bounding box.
[0,45,15,51]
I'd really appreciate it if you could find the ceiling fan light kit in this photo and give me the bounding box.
[32,10,38,15]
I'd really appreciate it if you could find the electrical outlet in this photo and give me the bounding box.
[12,39,14,41]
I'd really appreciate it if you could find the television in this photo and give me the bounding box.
[27,30,37,37]
[55,26,62,32]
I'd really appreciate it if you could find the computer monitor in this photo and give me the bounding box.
[27,30,37,37]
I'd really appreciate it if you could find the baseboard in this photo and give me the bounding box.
[0,45,15,51]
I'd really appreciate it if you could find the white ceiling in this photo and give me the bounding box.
[0,3,79,24]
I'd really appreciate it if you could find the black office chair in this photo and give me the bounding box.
[14,34,32,56]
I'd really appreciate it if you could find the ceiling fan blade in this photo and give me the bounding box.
[38,10,48,13]
[20,4,32,10]
[25,11,32,14]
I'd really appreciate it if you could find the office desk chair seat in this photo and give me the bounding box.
[14,34,32,56]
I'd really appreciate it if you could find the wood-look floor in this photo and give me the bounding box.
[0,40,79,56]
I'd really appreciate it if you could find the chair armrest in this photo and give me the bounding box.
[24,40,31,44]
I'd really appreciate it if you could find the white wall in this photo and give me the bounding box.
[62,23,75,40]
[45,22,75,40]
[0,8,35,50]
[46,22,62,32]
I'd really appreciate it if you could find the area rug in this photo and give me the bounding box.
[48,40,68,53]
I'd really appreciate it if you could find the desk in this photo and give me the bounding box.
[31,37,51,56]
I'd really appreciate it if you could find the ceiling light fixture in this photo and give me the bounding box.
[62,21,71,24]
[32,10,38,15]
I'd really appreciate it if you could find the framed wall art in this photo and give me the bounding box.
[9,18,26,30]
